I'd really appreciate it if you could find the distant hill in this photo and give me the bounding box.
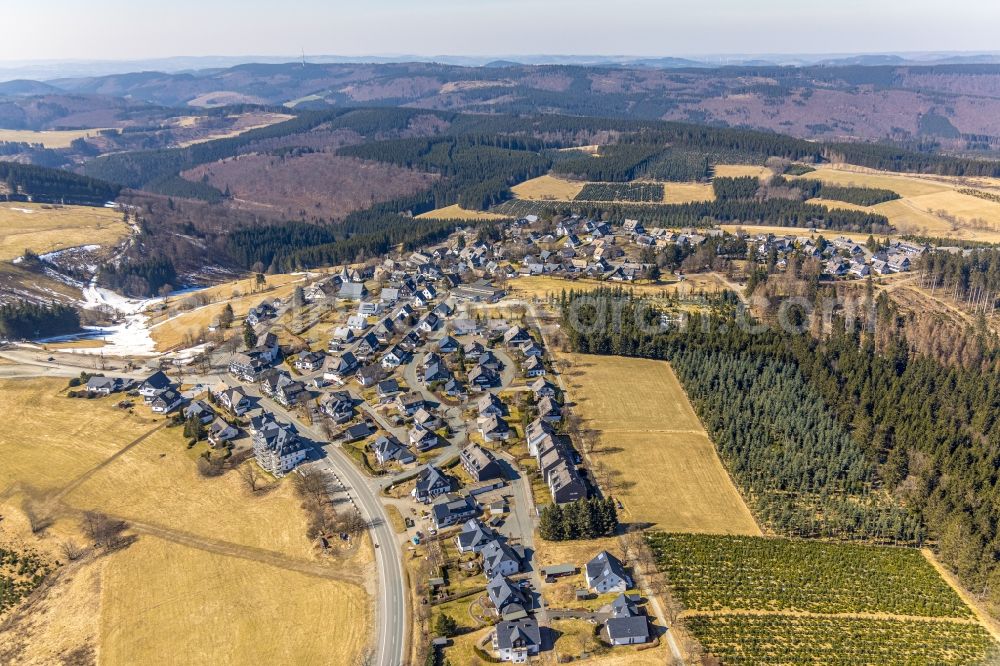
[5,60,1000,147]
[0,80,60,96]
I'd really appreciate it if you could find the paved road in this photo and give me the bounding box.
[211,373,409,666]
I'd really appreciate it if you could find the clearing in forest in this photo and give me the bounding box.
[558,353,760,535]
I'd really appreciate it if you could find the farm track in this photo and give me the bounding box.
[123,520,366,585]
[680,608,981,626]
[52,423,167,503]
[922,549,1000,643]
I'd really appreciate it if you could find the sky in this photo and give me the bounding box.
[1,0,998,62]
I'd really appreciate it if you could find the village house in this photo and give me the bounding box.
[492,618,541,663]
[183,399,215,425]
[412,465,454,503]
[323,352,359,384]
[604,593,650,646]
[478,414,511,442]
[251,414,307,477]
[320,390,355,423]
[395,392,426,417]
[372,434,415,466]
[150,388,184,414]
[460,444,504,482]
[409,426,440,452]
[456,519,497,554]
[477,392,506,417]
[216,385,250,416]
[522,355,546,377]
[293,350,326,373]
[487,574,529,620]
[207,417,239,447]
[482,540,522,579]
[585,551,632,594]
[431,495,478,529]
[86,375,126,395]
[139,371,172,401]
[245,301,277,327]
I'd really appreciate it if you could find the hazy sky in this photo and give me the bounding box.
[2,0,998,61]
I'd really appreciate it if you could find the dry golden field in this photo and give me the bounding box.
[63,428,317,559]
[511,175,586,201]
[795,165,1000,242]
[0,379,160,492]
[0,128,110,148]
[508,274,727,302]
[415,204,511,221]
[0,378,372,664]
[713,164,772,179]
[661,181,715,204]
[557,354,761,535]
[0,203,129,261]
[99,537,369,666]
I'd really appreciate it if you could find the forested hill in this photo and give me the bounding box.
[13,60,1000,146]
[560,287,1000,615]
[0,161,120,205]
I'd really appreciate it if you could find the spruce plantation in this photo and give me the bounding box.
[648,533,970,617]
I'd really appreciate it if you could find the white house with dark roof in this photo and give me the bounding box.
[585,551,631,594]
[492,618,540,663]
[412,465,453,503]
[251,413,307,477]
[456,519,496,554]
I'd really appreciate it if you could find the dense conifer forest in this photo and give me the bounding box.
[560,287,1000,604]
[0,301,80,340]
[0,161,120,205]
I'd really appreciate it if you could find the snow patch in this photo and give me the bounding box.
[39,244,101,263]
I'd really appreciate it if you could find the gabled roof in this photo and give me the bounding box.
[606,615,648,642]
[456,519,496,550]
[487,573,527,612]
[496,618,542,650]
[586,551,629,589]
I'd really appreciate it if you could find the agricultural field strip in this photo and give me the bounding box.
[686,614,996,666]
[649,533,975,619]
[679,608,981,625]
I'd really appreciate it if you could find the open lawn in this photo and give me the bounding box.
[0,379,160,492]
[511,174,586,201]
[64,428,317,559]
[557,354,760,535]
[0,378,373,663]
[713,164,772,179]
[100,536,368,666]
[0,203,128,261]
[0,128,110,148]
[415,204,511,221]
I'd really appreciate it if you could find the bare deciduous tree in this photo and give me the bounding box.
[240,462,261,492]
[60,540,85,561]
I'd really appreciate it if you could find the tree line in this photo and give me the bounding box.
[98,257,177,297]
[0,161,120,206]
[538,496,619,541]
[0,300,80,340]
